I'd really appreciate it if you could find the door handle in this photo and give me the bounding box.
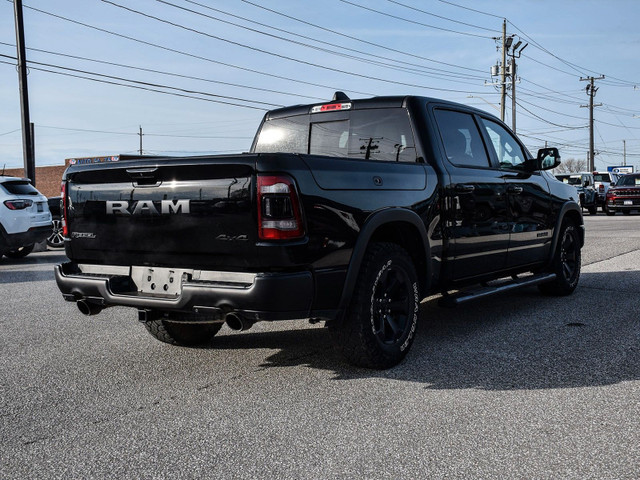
[508,185,523,194]
[455,184,475,193]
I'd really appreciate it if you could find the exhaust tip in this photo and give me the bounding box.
[77,300,102,316]
[225,313,252,331]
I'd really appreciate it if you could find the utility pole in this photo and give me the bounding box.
[13,0,35,185]
[580,75,604,172]
[500,19,507,123]
[488,21,525,130]
[139,126,143,155]
[623,139,627,166]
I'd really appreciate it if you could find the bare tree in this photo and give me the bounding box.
[555,158,587,173]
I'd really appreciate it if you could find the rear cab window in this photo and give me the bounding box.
[253,107,418,162]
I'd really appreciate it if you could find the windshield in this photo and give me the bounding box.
[253,108,417,162]
[616,175,640,186]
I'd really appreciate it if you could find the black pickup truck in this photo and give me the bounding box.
[55,92,584,368]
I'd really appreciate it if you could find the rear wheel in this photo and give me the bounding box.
[538,220,581,296]
[144,316,222,346]
[588,204,597,215]
[330,242,419,369]
[4,244,34,259]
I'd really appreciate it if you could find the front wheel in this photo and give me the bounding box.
[47,216,65,248]
[144,316,222,346]
[4,244,34,259]
[330,242,420,369]
[538,220,581,296]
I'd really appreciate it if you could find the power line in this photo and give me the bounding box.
[384,0,498,32]
[238,0,487,74]
[0,53,282,109]
[339,0,494,38]
[19,3,377,97]
[514,99,588,129]
[0,41,324,101]
[432,0,503,19]
[175,0,487,81]
[36,125,253,139]
[0,59,270,110]
[101,0,495,94]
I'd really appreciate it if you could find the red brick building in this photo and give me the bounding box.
[3,164,67,198]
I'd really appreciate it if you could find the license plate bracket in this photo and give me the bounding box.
[133,267,189,296]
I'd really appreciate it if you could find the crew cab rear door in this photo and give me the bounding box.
[432,107,509,280]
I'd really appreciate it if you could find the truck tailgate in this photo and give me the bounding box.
[65,157,257,269]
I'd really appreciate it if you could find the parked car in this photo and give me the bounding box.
[47,196,64,248]
[0,176,52,259]
[555,173,598,215]
[604,173,640,215]
[593,171,620,209]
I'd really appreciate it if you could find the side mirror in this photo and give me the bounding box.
[536,147,561,170]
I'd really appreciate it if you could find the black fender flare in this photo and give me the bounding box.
[337,208,431,313]
[545,200,584,268]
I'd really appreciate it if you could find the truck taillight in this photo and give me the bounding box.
[257,175,304,240]
[61,181,68,237]
[599,184,605,192]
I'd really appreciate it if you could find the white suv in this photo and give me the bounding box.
[593,171,621,208]
[0,176,52,259]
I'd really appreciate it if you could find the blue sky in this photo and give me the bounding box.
[1,0,639,171]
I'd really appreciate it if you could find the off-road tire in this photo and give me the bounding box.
[538,220,581,296]
[4,244,34,259]
[588,205,597,215]
[331,242,419,369]
[144,318,222,346]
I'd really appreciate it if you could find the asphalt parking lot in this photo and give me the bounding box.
[1,214,639,479]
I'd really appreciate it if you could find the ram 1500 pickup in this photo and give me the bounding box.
[55,92,584,368]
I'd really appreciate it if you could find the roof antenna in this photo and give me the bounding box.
[1,164,5,176]
[332,91,350,102]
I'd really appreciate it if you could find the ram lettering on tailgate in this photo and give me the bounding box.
[105,199,190,215]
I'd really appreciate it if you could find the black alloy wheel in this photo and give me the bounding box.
[371,263,413,347]
[538,220,581,296]
[331,242,419,369]
[559,226,579,284]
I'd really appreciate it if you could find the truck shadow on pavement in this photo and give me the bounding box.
[213,270,640,391]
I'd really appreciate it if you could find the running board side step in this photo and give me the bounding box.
[438,273,557,308]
